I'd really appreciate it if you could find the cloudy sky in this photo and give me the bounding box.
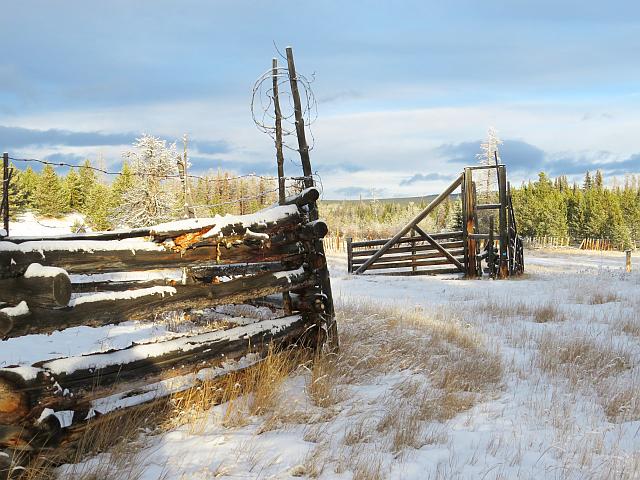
[1,0,639,198]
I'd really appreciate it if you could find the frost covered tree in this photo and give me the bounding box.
[475,127,502,201]
[113,135,180,227]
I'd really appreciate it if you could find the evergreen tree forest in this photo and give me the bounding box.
[7,161,278,230]
[320,170,639,250]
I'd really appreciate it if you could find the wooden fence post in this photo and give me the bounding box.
[463,168,477,278]
[286,46,337,348]
[2,153,8,237]
[626,250,632,273]
[272,58,292,315]
[497,165,508,278]
[411,229,417,273]
[347,237,353,273]
[272,58,286,204]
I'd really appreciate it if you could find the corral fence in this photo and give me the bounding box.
[347,164,524,279]
[0,47,337,475]
[523,236,638,251]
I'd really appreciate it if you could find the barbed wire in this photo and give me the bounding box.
[250,65,318,154]
[7,156,297,183]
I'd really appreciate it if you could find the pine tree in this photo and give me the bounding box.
[77,160,97,213]
[34,165,68,217]
[583,171,593,190]
[594,170,604,190]
[64,169,82,211]
[84,183,113,230]
[8,164,38,216]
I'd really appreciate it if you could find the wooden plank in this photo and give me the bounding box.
[351,248,465,265]
[367,267,463,276]
[350,231,463,248]
[351,241,464,257]
[3,269,317,338]
[476,203,502,210]
[358,256,464,271]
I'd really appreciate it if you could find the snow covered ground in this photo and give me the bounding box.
[46,248,639,480]
[3,214,639,479]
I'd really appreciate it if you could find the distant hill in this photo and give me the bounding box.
[321,193,461,205]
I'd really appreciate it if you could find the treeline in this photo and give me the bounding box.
[512,171,640,248]
[320,197,461,240]
[321,170,640,250]
[8,162,277,230]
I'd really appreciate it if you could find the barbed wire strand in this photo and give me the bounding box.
[7,156,308,183]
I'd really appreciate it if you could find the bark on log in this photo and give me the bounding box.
[0,239,304,276]
[4,269,317,338]
[282,187,320,207]
[0,378,29,424]
[0,265,71,307]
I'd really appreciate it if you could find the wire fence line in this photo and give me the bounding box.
[7,156,307,183]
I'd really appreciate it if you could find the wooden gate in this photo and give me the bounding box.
[347,164,524,278]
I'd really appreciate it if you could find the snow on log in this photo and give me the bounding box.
[0,302,30,338]
[36,314,307,391]
[3,268,316,338]
[0,263,71,308]
[86,352,263,418]
[151,204,300,239]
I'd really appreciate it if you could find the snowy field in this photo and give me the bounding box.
[3,214,639,479]
[49,249,639,480]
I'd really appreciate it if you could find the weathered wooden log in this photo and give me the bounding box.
[252,292,327,313]
[0,264,71,307]
[0,238,304,276]
[299,220,328,240]
[282,187,320,207]
[0,378,29,424]
[4,268,317,338]
[4,205,302,245]
[350,231,463,248]
[38,313,310,393]
[71,256,306,293]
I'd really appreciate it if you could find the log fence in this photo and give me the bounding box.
[0,47,336,475]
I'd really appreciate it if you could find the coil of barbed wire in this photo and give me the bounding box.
[250,66,318,155]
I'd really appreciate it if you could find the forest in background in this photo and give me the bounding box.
[5,135,640,249]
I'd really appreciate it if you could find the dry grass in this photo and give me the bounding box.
[538,334,631,384]
[479,299,565,323]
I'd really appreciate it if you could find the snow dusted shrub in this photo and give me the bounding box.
[112,134,181,227]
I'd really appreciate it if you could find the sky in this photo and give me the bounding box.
[1,0,639,199]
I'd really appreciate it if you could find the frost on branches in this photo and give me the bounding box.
[475,126,502,202]
[113,135,181,228]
